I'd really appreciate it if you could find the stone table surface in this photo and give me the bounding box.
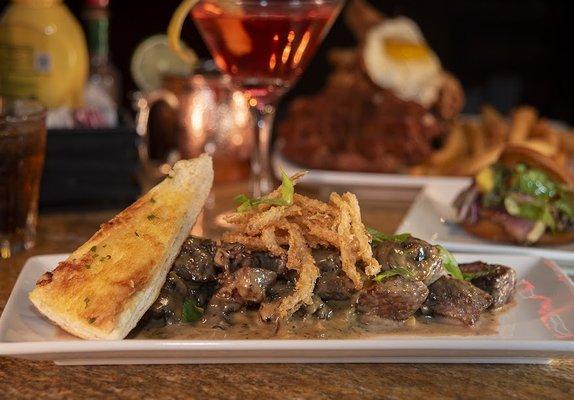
[0,183,572,400]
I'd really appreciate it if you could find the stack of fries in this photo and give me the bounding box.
[222,179,381,321]
[410,105,574,177]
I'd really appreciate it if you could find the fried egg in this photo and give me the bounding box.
[363,17,442,107]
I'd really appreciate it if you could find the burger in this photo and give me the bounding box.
[454,145,574,245]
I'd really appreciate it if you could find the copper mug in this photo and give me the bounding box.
[134,72,253,190]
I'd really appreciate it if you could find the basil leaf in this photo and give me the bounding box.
[368,227,411,244]
[438,245,464,280]
[373,267,413,282]
[234,170,295,212]
[182,299,204,323]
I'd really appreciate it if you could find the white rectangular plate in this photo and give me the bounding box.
[1,254,573,365]
[397,182,574,275]
[273,149,470,189]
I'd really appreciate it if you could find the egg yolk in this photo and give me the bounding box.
[383,38,430,61]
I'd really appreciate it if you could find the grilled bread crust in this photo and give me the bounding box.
[29,154,213,340]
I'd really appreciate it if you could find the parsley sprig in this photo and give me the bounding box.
[182,299,204,323]
[234,170,295,212]
[437,245,465,280]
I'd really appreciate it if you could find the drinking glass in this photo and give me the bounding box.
[168,0,343,196]
[0,97,47,259]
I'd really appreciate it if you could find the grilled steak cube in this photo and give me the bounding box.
[423,276,492,325]
[356,276,429,320]
[315,271,356,300]
[204,266,278,328]
[373,237,444,285]
[459,262,517,308]
[215,242,287,275]
[173,236,217,282]
[313,248,356,300]
[234,267,277,303]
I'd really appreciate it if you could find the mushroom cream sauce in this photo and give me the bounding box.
[133,301,513,340]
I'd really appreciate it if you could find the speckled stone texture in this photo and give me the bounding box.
[0,185,572,399]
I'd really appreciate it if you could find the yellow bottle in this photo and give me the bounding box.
[0,0,88,109]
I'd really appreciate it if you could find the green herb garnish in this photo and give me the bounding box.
[90,246,97,252]
[234,170,295,212]
[438,245,464,280]
[368,227,411,244]
[373,267,413,282]
[513,164,557,200]
[150,197,156,204]
[85,264,91,269]
[84,298,90,308]
[146,214,156,221]
[555,199,574,220]
[182,299,204,323]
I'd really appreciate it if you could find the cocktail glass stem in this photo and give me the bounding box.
[249,103,276,197]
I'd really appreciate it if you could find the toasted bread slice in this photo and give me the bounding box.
[29,154,213,340]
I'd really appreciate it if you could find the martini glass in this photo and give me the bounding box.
[169,0,343,196]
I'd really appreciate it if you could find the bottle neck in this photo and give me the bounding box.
[85,8,110,66]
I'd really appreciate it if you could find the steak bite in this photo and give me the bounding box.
[459,262,517,308]
[373,237,444,285]
[204,266,278,327]
[148,272,214,325]
[356,276,429,321]
[215,242,287,275]
[312,248,356,300]
[172,236,218,282]
[422,276,492,325]
[234,267,278,303]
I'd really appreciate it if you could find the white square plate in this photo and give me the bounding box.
[397,182,574,275]
[0,254,573,365]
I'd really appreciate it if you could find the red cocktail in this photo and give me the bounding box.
[192,1,341,105]
[168,0,343,196]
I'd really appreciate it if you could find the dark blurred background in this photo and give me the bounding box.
[2,0,573,122]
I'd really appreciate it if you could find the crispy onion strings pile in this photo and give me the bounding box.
[223,174,381,320]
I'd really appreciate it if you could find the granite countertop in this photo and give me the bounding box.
[0,185,573,399]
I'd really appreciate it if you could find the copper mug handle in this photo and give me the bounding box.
[134,90,180,171]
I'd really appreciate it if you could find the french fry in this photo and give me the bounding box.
[423,104,571,178]
[409,163,433,176]
[481,104,508,144]
[455,144,504,176]
[508,106,538,143]
[519,140,557,157]
[430,122,467,166]
[464,121,486,155]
